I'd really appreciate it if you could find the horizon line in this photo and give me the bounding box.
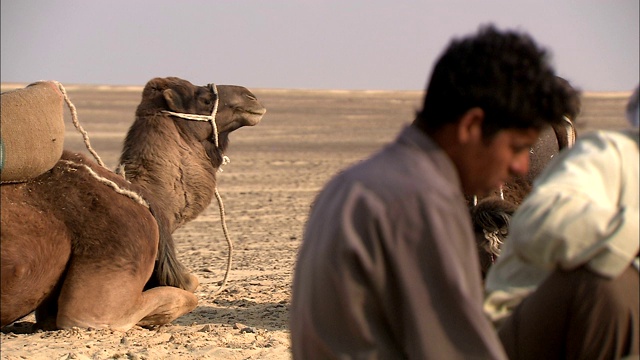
[0,82,633,97]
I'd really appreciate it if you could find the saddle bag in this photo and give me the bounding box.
[1,81,65,183]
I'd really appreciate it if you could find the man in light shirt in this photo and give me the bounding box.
[485,86,640,359]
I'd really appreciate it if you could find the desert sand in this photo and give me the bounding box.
[0,82,633,359]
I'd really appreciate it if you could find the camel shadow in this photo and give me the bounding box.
[1,320,37,334]
[2,299,291,334]
[173,299,290,332]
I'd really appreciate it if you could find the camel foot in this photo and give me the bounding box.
[136,286,198,327]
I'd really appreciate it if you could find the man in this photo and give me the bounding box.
[484,87,640,359]
[290,25,573,359]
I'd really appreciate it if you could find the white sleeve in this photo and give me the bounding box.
[484,130,639,324]
[511,131,639,278]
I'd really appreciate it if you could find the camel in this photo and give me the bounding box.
[1,77,266,331]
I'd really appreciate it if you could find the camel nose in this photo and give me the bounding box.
[245,106,266,126]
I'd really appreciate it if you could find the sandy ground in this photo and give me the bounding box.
[0,82,632,359]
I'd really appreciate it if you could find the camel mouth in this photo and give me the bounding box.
[248,109,266,117]
[245,112,264,126]
[236,107,265,126]
[232,106,266,117]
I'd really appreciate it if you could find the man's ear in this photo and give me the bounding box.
[458,107,484,144]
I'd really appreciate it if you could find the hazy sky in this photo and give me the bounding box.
[2,1,638,91]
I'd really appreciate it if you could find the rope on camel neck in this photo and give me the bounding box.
[60,160,149,208]
[161,86,230,168]
[160,83,233,296]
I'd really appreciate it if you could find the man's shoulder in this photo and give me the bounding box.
[579,129,639,149]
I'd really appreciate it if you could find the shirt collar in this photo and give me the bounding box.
[396,124,462,190]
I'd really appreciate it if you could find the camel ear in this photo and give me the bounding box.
[163,89,184,112]
[458,107,484,144]
[141,77,168,100]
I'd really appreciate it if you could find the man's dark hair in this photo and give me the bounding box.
[555,76,581,121]
[416,24,574,138]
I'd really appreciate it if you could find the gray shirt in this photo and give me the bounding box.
[290,125,506,359]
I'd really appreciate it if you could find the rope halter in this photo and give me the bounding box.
[161,83,229,168]
[161,83,234,293]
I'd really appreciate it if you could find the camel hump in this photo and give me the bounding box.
[0,81,65,183]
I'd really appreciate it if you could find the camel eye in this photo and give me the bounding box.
[203,99,212,106]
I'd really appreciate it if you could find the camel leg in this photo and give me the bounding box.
[136,287,198,327]
[0,201,71,328]
[184,273,200,293]
[144,271,200,293]
[55,264,197,331]
[56,288,197,331]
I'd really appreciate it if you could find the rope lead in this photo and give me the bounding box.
[159,83,233,295]
[54,81,106,168]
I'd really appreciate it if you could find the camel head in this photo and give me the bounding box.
[135,77,265,149]
[215,85,266,131]
[121,76,266,180]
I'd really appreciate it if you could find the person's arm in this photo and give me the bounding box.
[510,131,638,278]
